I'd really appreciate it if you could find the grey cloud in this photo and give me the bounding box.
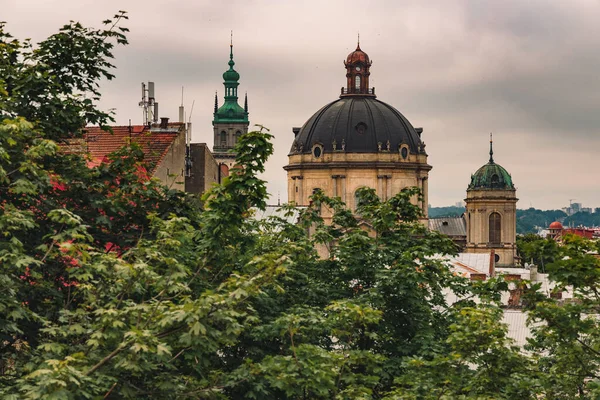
[3,0,599,210]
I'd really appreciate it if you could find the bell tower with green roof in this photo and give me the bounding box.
[213,37,249,168]
[464,135,518,267]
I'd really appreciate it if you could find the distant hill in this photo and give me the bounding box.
[516,208,566,234]
[563,211,600,228]
[428,206,464,218]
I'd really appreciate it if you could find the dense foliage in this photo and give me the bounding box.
[2,13,600,399]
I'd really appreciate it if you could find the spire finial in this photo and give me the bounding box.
[357,32,360,49]
[214,91,218,113]
[244,92,248,113]
[229,30,234,61]
[489,132,494,163]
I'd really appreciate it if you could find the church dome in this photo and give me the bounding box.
[468,162,514,190]
[346,44,370,64]
[468,139,514,190]
[549,221,563,230]
[290,97,423,154]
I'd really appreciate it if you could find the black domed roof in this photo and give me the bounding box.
[290,97,423,155]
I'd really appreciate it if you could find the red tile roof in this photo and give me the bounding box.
[65,124,184,174]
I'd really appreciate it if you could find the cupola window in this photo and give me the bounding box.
[220,131,227,146]
[491,174,499,186]
[355,75,361,90]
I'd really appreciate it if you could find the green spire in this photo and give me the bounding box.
[213,34,248,125]
[222,43,240,83]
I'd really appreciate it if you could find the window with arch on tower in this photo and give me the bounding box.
[220,131,227,147]
[355,75,361,90]
[236,131,242,141]
[489,212,501,244]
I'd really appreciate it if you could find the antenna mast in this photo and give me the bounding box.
[139,82,158,125]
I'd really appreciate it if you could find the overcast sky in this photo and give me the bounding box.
[4,0,599,210]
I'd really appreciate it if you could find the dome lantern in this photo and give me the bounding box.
[342,39,375,97]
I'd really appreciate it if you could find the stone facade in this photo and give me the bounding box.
[285,151,430,222]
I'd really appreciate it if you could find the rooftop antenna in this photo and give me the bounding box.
[139,81,158,125]
[179,86,185,123]
[188,99,195,124]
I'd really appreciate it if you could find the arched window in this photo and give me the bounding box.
[220,131,227,146]
[355,75,361,90]
[235,131,242,142]
[489,212,501,244]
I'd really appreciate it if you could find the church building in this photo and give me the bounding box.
[285,43,431,223]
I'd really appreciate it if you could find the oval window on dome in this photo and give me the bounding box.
[401,147,408,159]
[491,174,499,184]
[313,145,322,158]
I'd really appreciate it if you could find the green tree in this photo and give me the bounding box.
[0,13,283,398]
[517,234,559,272]
[524,234,600,398]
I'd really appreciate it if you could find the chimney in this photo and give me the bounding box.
[160,117,169,129]
[489,250,495,277]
